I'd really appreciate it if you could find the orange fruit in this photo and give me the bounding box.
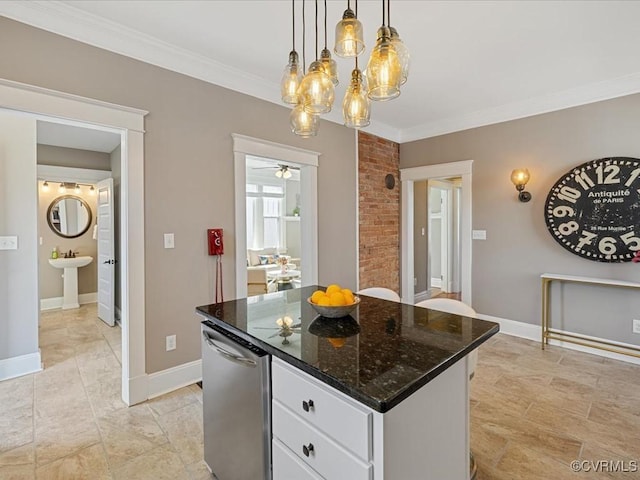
[326,284,342,296]
[310,290,326,304]
[317,296,331,306]
[329,292,347,306]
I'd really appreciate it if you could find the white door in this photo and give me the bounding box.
[428,181,453,293]
[97,178,115,326]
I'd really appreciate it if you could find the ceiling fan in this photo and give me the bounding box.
[251,164,299,179]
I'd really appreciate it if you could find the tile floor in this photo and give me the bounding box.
[471,335,640,479]
[1,304,639,479]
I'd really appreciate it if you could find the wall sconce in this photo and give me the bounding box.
[42,181,96,195]
[510,169,531,202]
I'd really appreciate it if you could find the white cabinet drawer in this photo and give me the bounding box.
[272,400,372,480]
[271,359,371,461]
[272,438,324,480]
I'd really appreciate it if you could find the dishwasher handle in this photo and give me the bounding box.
[202,331,257,367]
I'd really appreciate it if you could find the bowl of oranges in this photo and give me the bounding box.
[307,284,360,318]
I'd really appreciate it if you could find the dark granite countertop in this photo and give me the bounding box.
[196,286,499,413]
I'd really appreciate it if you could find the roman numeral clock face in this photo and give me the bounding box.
[544,157,640,262]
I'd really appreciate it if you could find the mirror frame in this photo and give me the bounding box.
[46,194,93,239]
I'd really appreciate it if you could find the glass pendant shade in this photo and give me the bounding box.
[290,103,319,137]
[334,8,365,58]
[281,51,303,104]
[389,27,410,85]
[299,61,335,115]
[343,68,371,128]
[366,26,402,101]
[320,48,339,86]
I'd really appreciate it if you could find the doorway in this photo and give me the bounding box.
[0,79,147,405]
[400,160,473,305]
[233,134,319,298]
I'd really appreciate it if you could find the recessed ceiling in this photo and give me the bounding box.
[4,1,640,142]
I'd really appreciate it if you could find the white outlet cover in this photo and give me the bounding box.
[633,319,640,334]
[163,233,175,249]
[0,236,18,250]
[472,230,487,240]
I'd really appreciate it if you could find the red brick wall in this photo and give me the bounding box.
[358,131,400,293]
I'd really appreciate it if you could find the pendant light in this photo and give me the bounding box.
[343,65,371,128]
[290,0,319,137]
[281,0,302,104]
[342,0,370,128]
[388,2,409,85]
[320,0,338,86]
[299,0,334,114]
[366,0,402,101]
[334,0,365,58]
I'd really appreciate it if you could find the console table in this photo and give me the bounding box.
[541,273,640,358]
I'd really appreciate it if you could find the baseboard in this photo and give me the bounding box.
[414,290,430,303]
[476,313,640,365]
[147,359,202,400]
[40,292,98,311]
[0,351,42,381]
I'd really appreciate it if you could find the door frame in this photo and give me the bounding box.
[233,134,319,298]
[400,160,473,305]
[0,78,148,405]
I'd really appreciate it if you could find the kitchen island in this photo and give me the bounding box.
[197,286,499,480]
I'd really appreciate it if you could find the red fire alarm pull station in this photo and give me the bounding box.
[208,229,224,256]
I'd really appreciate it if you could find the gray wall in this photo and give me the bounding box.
[0,17,357,373]
[37,144,111,170]
[401,94,640,346]
[37,181,98,298]
[0,112,39,362]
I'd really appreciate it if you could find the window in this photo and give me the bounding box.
[247,184,284,249]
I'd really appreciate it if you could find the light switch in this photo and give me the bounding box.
[472,230,487,240]
[0,236,18,250]
[164,233,175,249]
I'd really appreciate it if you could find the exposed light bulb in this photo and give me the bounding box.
[290,103,319,137]
[58,183,66,193]
[334,8,365,58]
[299,61,335,114]
[320,48,339,86]
[89,185,96,195]
[74,184,81,194]
[276,169,283,178]
[281,51,303,104]
[343,68,371,128]
[42,181,50,192]
[389,27,410,85]
[366,26,402,101]
[283,168,292,179]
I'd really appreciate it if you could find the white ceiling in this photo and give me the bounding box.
[37,121,121,153]
[4,1,640,143]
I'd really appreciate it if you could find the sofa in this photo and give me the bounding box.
[247,248,299,296]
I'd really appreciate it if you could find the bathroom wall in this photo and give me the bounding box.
[38,180,98,301]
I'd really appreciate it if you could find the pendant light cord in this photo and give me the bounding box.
[315,0,319,60]
[302,0,306,70]
[382,0,386,26]
[292,0,296,51]
[388,0,391,27]
[354,0,358,69]
[323,0,327,49]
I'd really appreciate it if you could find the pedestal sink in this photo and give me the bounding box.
[48,256,93,309]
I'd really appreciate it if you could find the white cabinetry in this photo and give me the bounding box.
[271,357,470,480]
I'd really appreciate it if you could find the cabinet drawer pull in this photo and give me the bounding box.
[302,399,315,412]
[302,443,314,457]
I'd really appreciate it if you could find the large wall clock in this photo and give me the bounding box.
[544,157,640,262]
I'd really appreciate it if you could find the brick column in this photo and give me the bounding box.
[358,131,400,292]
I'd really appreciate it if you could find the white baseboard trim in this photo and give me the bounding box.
[0,351,42,381]
[147,359,202,400]
[40,292,98,311]
[125,374,150,407]
[476,313,640,365]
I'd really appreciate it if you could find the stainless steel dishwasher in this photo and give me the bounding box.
[201,322,271,480]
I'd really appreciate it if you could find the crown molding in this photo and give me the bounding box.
[3,1,639,145]
[400,72,640,143]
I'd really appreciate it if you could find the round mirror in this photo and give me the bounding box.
[47,195,93,239]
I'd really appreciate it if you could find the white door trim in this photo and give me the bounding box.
[0,78,148,405]
[233,134,319,298]
[400,160,473,305]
